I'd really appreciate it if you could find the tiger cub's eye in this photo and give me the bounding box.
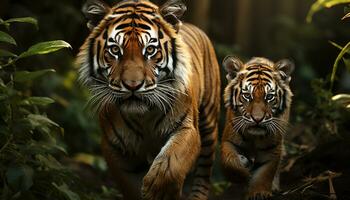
[109,45,120,55]
[242,93,251,101]
[266,94,275,101]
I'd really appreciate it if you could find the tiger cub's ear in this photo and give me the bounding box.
[82,0,111,30]
[160,0,187,32]
[275,59,294,83]
[223,56,243,81]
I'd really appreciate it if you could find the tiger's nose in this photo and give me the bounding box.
[122,80,144,91]
[121,67,145,91]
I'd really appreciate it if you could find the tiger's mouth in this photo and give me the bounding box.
[246,125,268,136]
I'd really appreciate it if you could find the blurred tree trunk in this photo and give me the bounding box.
[278,0,297,17]
[254,0,274,55]
[235,0,252,53]
[189,0,211,31]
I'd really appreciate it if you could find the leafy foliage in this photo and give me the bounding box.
[306,0,350,23]
[0,17,118,200]
[307,0,350,89]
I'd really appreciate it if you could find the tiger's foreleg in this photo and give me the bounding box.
[221,141,251,186]
[141,125,201,200]
[246,149,282,200]
[101,135,141,200]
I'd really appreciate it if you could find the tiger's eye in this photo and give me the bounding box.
[146,46,156,56]
[110,45,120,55]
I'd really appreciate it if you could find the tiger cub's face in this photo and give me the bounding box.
[223,57,294,136]
[78,0,187,113]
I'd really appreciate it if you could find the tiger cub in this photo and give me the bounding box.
[76,0,220,200]
[220,56,294,199]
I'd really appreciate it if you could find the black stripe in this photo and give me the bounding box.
[158,29,164,39]
[199,126,215,137]
[275,89,286,117]
[115,23,131,30]
[138,10,156,15]
[233,88,239,111]
[171,38,177,70]
[247,65,271,71]
[113,15,128,24]
[139,14,154,25]
[197,163,212,168]
[162,110,189,138]
[201,139,215,147]
[262,71,273,79]
[96,41,103,75]
[137,23,151,30]
[103,30,108,39]
[246,77,271,83]
[198,151,214,159]
[192,194,200,198]
[113,10,132,15]
[88,38,95,76]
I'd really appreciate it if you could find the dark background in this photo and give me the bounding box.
[1,0,350,199]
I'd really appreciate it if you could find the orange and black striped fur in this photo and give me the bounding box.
[221,57,293,200]
[76,0,220,199]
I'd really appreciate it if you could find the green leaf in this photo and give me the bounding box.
[36,154,63,170]
[19,40,71,59]
[5,17,38,28]
[343,12,350,19]
[0,31,16,45]
[6,165,34,191]
[330,41,350,89]
[332,93,350,100]
[307,0,350,23]
[0,49,17,57]
[21,97,55,106]
[53,183,81,200]
[14,69,55,82]
[27,114,59,128]
[332,93,350,109]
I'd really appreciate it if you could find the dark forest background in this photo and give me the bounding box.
[1,0,350,199]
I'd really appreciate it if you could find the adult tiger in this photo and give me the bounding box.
[76,0,220,199]
[221,56,293,200]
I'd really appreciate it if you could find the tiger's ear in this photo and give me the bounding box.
[275,59,294,83]
[82,0,111,30]
[160,0,187,32]
[223,56,243,80]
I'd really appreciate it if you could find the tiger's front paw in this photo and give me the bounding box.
[247,191,272,200]
[142,158,183,200]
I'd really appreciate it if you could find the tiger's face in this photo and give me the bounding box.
[223,57,294,136]
[77,0,188,113]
